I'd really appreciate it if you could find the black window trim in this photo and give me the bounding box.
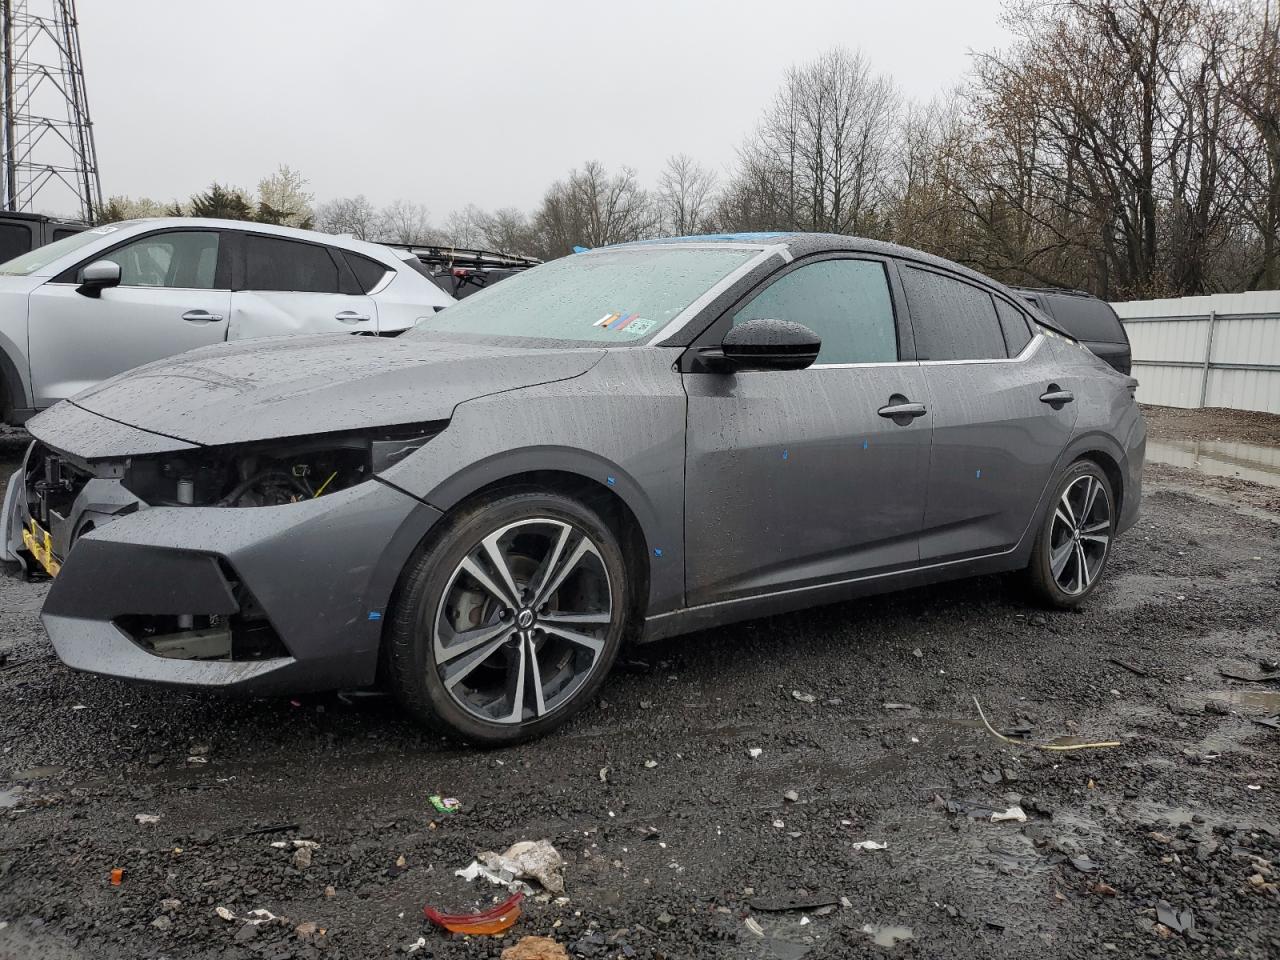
[893,260,1041,365]
[50,225,233,290]
[991,290,1038,359]
[680,251,916,373]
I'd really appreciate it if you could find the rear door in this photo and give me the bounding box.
[230,233,378,339]
[900,264,1078,562]
[27,229,231,407]
[683,255,932,606]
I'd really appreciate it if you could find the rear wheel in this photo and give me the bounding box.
[386,490,628,745]
[1025,460,1114,608]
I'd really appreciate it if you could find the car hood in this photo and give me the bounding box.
[56,334,606,447]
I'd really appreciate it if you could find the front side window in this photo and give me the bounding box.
[413,246,758,343]
[244,235,340,293]
[900,266,1007,361]
[105,231,221,289]
[731,258,897,365]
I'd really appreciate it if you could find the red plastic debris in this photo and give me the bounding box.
[424,891,523,935]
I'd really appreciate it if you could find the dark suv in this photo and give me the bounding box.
[1012,287,1131,374]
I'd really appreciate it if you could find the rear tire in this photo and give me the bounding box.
[1025,460,1115,609]
[386,490,628,745]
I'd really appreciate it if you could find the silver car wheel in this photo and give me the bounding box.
[431,517,614,725]
[1048,474,1112,596]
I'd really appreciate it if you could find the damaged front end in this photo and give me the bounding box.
[12,410,445,692]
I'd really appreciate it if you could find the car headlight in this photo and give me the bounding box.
[122,422,443,508]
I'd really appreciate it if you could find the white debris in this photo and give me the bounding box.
[644,759,658,769]
[799,915,811,926]
[852,840,888,851]
[215,906,236,921]
[747,747,763,759]
[70,704,87,711]
[991,805,1028,823]
[270,839,320,849]
[791,690,816,703]
[458,839,566,894]
[598,766,609,783]
[772,819,785,829]
[134,813,161,825]
[406,937,427,954]
[744,917,766,937]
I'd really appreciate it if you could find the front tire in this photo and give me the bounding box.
[1025,460,1115,608]
[386,490,629,745]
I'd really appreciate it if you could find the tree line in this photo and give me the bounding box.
[100,0,1279,299]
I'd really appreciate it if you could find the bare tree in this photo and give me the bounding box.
[656,154,718,235]
[441,204,487,247]
[376,200,438,244]
[480,207,539,256]
[533,161,658,257]
[314,195,379,239]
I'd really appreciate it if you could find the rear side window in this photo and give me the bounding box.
[345,252,393,294]
[0,223,33,262]
[900,267,1006,361]
[732,258,898,365]
[994,298,1033,356]
[244,235,340,293]
[1044,295,1126,344]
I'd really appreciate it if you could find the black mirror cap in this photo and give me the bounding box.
[720,318,821,371]
[76,259,121,298]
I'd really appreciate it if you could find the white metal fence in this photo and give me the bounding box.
[1111,291,1280,414]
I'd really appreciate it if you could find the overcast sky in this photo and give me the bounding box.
[77,0,1008,219]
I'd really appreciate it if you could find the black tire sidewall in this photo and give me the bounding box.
[388,491,628,745]
[1029,461,1115,607]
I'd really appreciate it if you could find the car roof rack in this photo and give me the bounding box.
[381,243,541,271]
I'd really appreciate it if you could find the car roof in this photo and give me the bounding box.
[103,217,400,264]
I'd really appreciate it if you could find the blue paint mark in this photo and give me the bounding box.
[653,548,663,558]
[781,449,789,461]
[862,439,869,450]
[606,475,616,486]
[975,469,982,479]
[368,611,382,621]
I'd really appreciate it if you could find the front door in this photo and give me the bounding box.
[683,256,932,607]
[897,264,1079,562]
[27,229,230,407]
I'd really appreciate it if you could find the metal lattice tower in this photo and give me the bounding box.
[1,0,101,220]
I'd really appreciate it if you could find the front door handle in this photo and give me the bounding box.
[335,311,371,324]
[182,310,223,323]
[877,400,928,420]
[1039,388,1074,405]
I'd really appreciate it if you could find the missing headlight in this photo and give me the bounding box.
[122,423,442,508]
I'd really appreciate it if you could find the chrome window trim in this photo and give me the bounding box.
[918,333,1043,365]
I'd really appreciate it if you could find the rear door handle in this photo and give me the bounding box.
[335,311,371,324]
[181,310,223,323]
[1040,389,1074,405]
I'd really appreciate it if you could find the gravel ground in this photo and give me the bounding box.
[1,415,1278,959]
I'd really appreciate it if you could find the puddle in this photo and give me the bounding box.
[10,765,64,780]
[1197,688,1280,713]
[0,786,22,808]
[861,924,914,948]
[1147,438,1280,489]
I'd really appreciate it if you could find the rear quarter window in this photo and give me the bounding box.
[900,266,1007,361]
[1041,295,1126,344]
[345,252,393,294]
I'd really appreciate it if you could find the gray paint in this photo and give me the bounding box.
[11,233,1146,698]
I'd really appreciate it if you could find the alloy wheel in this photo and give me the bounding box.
[1048,474,1112,596]
[430,518,614,725]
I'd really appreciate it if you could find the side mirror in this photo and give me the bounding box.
[76,260,121,298]
[715,318,821,372]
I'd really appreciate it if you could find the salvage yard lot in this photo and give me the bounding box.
[1,411,1277,959]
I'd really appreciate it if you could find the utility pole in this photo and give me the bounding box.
[0,0,101,221]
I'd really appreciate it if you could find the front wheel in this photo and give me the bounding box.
[1025,461,1115,608]
[386,490,629,745]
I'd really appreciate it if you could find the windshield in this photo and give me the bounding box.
[0,224,120,276]
[410,246,759,343]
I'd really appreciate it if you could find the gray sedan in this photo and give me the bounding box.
[5,233,1145,743]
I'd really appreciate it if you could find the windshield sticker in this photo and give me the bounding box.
[593,312,652,334]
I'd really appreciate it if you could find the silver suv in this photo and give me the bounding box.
[0,218,453,425]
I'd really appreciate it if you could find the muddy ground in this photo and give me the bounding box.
[1,410,1277,960]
